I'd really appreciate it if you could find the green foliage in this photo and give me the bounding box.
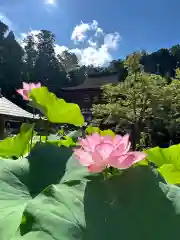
[0,98,180,239]
[85,126,115,136]
[29,87,85,126]
[57,50,79,73]
[146,147,171,167]
[47,136,76,147]
[100,129,115,136]
[175,68,180,79]
[16,167,179,240]
[146,144,180,184]
[0,158,31,240]
[160,183,180,214]
[0,143,81,240]
[92,69,180,147]
[0,145,180,240]
[66,130,82,139]
[59,136,76,147]
[0,24,24,92]
[0,123,34,158]
[158,164,180,185]
[86,126,101,134]
[124,51,143,73]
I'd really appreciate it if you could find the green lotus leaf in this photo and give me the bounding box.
[0,143,75,240]
[14,167,180,240]
[158,164,180,184]
[0,123,34,158]
[29,87,84,126]
[85,126,101,135]
[146,144,180,168]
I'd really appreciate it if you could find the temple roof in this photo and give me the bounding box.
[62,72,119,90]
[0,96,39,119]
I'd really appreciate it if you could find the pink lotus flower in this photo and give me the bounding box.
[74,133,146,173]
[16,82,41,100]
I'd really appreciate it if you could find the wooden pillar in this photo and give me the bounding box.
[0,115,5,139]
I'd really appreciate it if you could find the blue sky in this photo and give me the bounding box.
[0,0,179,66]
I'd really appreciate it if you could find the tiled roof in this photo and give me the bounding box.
[62,73,119,90]
[0,96,39,119]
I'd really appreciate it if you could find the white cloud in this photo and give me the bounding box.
[71,20,103,43]
[44,0,56,5]
[87,39,97,47]
[71,22,91,43]
[54,44,68,55]
[95,27,103,36]
[19,20,121,67]
[104,32,121,49]
[69,20,121,66]
[69,21,121,66]
[70,46,112,67]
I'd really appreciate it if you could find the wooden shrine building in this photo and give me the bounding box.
[60,72,119,121]
[0,95,39,139]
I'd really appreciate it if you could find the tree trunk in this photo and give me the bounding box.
[131,122,141,150]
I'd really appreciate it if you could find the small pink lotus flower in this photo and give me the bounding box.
[16,82,41,100]
[74,133,146,173]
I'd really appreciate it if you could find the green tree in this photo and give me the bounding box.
[23,33,38,82]
[125,51,143,73]
[0,21,8,90]
[175,68,180,79]
[0,31,24,92]
[170,44,180,68]
[0,20,8,41]
[92,54,180,148]
[0,21,24,95]
[57,50,86,86]
[32,30,68,92]
[92,71,169,148]
[57,50,79,72]
[108,59,128,81]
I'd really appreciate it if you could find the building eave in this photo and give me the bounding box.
[0,96,40,119]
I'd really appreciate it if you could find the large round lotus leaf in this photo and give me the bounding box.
[146,144,180,167]
[0,143,74,240]
[160,182,180,214]
[0,159,30,240]
[146,144,180,184]
[13,167,180,240]
[29,87,84,126]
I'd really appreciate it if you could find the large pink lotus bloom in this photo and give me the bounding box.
[16,82,41,100]
[74,133,146,173]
